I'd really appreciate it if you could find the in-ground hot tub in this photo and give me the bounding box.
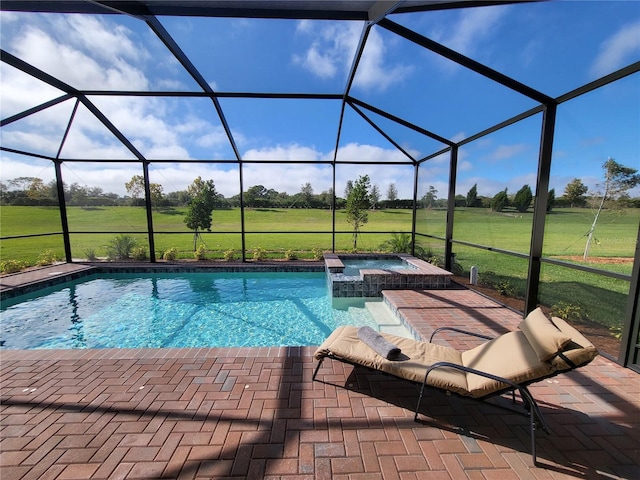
[324,253,452,297]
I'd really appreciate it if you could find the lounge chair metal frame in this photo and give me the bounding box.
[418,328,549,464]
[312,323,592,466]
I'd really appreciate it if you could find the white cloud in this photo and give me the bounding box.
[293,21,412,91]
[243,144,322,161]
[59,15,147,65]
[1,129,62,156]
[333,142,417,162]
[487,143,529,162]
[237,143,417,197]
[295,44,338,78]
[353,28,414,91]
[193,127,229,150]
[590,20,640,78]
[243,164,334,196]
[293,21,360,80]
[457,160,473,172]
[2,15,228,162]
[445,7,508,56]
[157,78,189,90]
[148,163,241,198]
[0,63,66,118]
[58,122,136,160]
[429,5,509,72]
[12,24,149,91]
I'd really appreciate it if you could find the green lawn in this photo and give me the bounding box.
[1,205,637,329]
[2,205,636,262]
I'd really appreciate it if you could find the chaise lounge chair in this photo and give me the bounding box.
[312,307,599,464]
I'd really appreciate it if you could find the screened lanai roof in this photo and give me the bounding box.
[1,1,639,199]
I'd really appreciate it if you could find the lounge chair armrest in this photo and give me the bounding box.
[429,327,494,344]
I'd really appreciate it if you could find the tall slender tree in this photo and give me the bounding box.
[513,184,533,213]
[422,186,438,208]
[547,188,556,213]
[344,180,354,199]
[386,183,398,202]
[370,184,380,210]
[300,182,314,207]
[345,175,371,250]
[583,158,640,259]
[466,183,478,207]
[491,188,509,212]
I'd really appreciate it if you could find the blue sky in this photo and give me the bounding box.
[1,1,639,200]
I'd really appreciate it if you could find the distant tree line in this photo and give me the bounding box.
[0,177,426,209]
[2,160,639,212]
[457,160,640,212]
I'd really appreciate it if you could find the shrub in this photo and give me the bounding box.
[37,250,60,266]
[285,249,297,261]
[477,270,523,298]
[106,234,137,261]
[551,302,585,323]
[162,248,178,261]
[379,233,427,258]
[85,249,97,261]
[312,247,324,261]
[426,254,445,268]
[610,325,623,339]
[379,232,412,253]
[132,247,148,261]
[194,245,207,260]
[253,247,266,261]
[478,270,499,288]
[495,280,516,297]
[223,249,235,261]
[1,260,27,274]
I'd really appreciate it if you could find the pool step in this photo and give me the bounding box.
[347,306,372,326]
[364,302,413,339]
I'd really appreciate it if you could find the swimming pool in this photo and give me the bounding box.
[0,272,378,350]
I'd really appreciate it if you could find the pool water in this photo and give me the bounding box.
[0,272,378,350]
[342,258,412,276]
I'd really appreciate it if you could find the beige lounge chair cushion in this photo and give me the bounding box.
[519,307,572,361]
[549,316,599,370]
[314,326,469,395]
[461,331,555,398]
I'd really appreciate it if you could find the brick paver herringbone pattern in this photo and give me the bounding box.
[2,288,639,479]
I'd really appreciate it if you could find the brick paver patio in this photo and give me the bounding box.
[1,270,639,479]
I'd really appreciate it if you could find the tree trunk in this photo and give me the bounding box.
[583,183,608,260]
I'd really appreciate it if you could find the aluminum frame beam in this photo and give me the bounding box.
[378,18,553,105]
[1,1,532,19]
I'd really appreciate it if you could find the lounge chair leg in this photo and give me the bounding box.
[312,358,324,381]
[530,411,538,465]
[518,385,548,466]
[414,373,429,421]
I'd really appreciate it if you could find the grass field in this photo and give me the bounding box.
[1,205,637,329]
